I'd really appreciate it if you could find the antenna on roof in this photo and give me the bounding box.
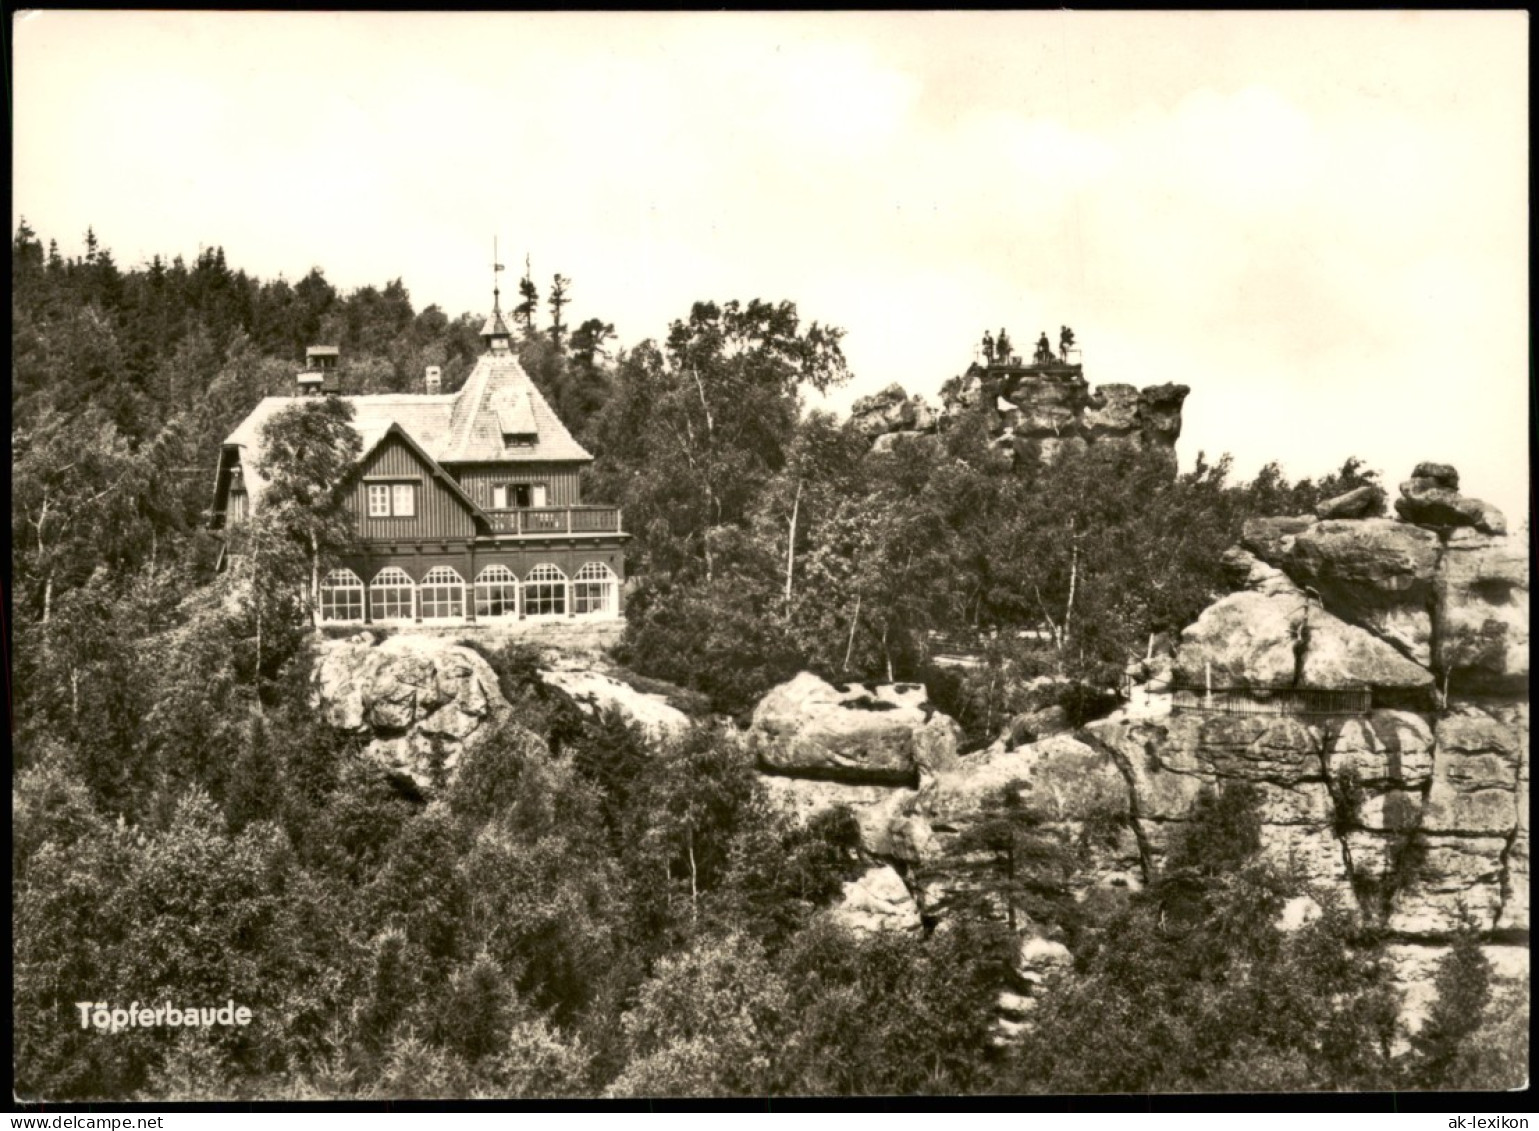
[492,236,505,315]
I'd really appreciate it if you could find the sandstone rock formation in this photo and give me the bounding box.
[1386,942,1529,1049]
[1238,469,1528,694]
[993,936,1074,1045]
[758,775,918,857]
[849,383,939,438]
[849,355,1189,470]
[313,632,508,790]
[751,464,1527,1045]
[538,668,691,739]
[749,672,961,786]
[1283,518,1440,665]
[1172,589,1435,695]
[826,864,923,936]
[1436,529,1529,695]
[1315,484,1387,520]
[1393,464,1507,535]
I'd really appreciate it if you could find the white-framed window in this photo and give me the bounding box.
[491,483,547,509]
[370,567,415,622]
[367,482,416,518]
[319,568,365,622]
[474,564,519,619]
[572,561,618,616]
[393,483,416,517]
[524,563,568,618]
[420,566,466,620]
[367,484,391,517]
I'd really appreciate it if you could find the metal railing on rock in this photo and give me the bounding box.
[1171,682,1373,718]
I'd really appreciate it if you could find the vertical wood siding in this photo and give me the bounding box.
[349,436,477,541]
[452,462,586,507]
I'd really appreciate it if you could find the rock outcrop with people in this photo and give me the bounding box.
[851,358,1190,470]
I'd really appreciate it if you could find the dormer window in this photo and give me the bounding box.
[497,393,539,449]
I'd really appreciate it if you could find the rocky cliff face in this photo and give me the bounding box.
[312,632,691,790]
[750,465,1528,1042]
[314,633,509,791]
[849,361,1189,469]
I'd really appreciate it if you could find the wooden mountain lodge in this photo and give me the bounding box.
[210,301,627,626]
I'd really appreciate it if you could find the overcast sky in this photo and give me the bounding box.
[13,11,1529,521]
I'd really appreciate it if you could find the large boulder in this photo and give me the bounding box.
[849,384,938,440]
[1240,515,1317,563]
[538,669,690,739]
[1083,715,1208,824]
[1296,610,1435,696]
[1283,519,1440,665]
[1434,529,1529,694]
[1219,546,1301,597]
[826,864,923,935]
[927,734,1131,833]
[1136,383,1191,445]
[1394,477,1507,535]
[1315,484,1387,520]
[1082,383,1140,438]
[1173,591,1301,687]
[1013,935,1073,989]
[1410,461,1460,490]
[1174,589,1434,694]
[314,633,507,790]
[749,672,961,785]
[849,383,918,437]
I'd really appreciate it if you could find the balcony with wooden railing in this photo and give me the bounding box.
[485,505,624,538]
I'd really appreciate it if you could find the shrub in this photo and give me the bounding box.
[1166,781,1263,876]
[1410,930,1493,1088]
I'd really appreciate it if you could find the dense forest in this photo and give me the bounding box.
[12,224,1514,1098]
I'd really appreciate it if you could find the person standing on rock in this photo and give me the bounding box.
[1034,331,1054,365]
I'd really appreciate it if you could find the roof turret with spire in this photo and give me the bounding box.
[481,238,513,350]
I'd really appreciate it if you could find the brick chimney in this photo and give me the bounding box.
[425,365,442,394]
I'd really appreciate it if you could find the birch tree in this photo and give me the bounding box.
[251,397,362,625]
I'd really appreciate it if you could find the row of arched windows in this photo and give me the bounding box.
[319,563,618,623]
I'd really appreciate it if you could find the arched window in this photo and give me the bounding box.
[474,564,519,620]
[370,567,415,623]
[420,566,466,620]
[319,568,365,622]
[524,563,567,618]
[572,561,618,616]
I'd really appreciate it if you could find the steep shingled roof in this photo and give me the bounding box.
[218,347,591,515]
[222,393,457,512]
[441,350,593,463]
